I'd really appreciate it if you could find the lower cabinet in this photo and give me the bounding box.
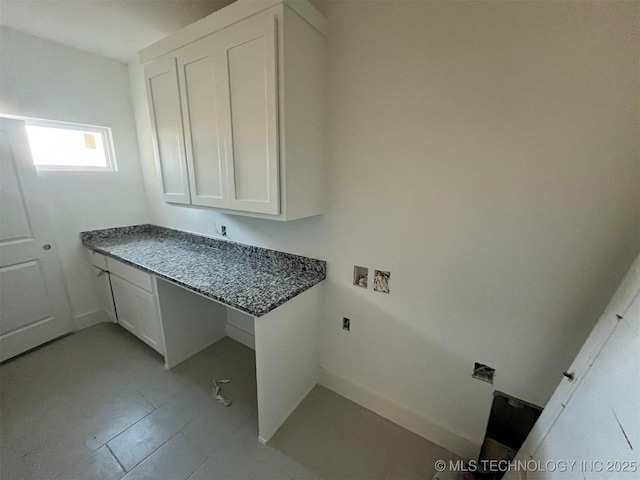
[110,272,165,355]
[86,250,165,356]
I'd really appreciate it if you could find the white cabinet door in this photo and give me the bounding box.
[217,14,280,215]
[111,275,164,354]
[177,36,228,209]
[144,57,191,205]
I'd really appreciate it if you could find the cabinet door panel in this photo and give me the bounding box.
[178,37,228,208]
[218,14,280,215]
[135,287,164,354]
[144,57,191,204]
[111,275,138,334]
[111,275,164,354]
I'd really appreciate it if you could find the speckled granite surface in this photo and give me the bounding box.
[81,224,326,317]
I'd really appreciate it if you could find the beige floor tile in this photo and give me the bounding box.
[137,374,189,408]
[270,405,347,472]
[122,433,207,480]
[323,458,390,480]
[182,400,248,455]
[392,429,461,479]
[170,341,254,392]
[81,390,156,451]
[4,391,152,479]
[55,445,125,480]
[322,408,403,480]
[216,373,258,420]
[187,455,247,480]
[0,324,160,450]
[189,423,276,480]
[1,323,464,480]
[1,388,88,460]
[384,464,425,480]
[74,359,164,418]
[254,450,324,480]
[289,386,361,428]
[5,423,97,479]
[107,388,212,471]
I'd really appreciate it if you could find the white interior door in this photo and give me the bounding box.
[527,293,639,479]
[506,257,640,480]
[177,35,228,209]
[0,117,74,361]
[218,13,280,215]
[144,56,191,205]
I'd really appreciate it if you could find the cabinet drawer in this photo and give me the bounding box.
[107,258,154,293]
[86,249,108,270]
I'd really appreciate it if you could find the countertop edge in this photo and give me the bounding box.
[83,242,325,318]
[81,224,326,275]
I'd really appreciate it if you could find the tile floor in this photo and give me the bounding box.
[0,323,460,479]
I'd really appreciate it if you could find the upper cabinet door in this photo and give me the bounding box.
[177,36,228,209]
[144,57,191,205]
[217,14,280,215]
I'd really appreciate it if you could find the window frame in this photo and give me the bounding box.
[24,118,118,172]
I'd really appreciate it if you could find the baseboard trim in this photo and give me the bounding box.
[318,367,480,459]
[258,380,316,445]
[74,309,111,331]
[226,323,255,350]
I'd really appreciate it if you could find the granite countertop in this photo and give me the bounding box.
[80,224,326,317]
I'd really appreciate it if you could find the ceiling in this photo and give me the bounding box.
[0,0,235,63]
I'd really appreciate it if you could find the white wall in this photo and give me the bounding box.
[129,1,639,453]
[0,27,150,326]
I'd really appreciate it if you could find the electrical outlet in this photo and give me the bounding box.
[342,317,350,331]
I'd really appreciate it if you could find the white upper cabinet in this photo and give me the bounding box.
[176,35,228,209]
[140,0,326,221]
[144,58,191,205]
[218,15,279,215]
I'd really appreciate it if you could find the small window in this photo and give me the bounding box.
[25,119,117,172]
